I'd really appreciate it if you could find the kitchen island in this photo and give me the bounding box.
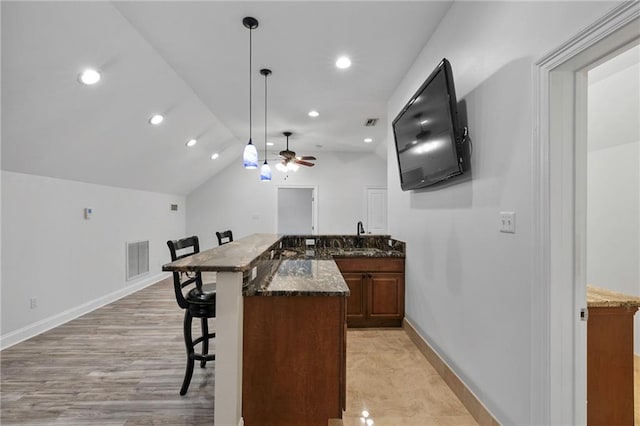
[163,233,404,425]
[243,259,349,426]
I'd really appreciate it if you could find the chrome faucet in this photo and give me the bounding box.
[357,221,365,237]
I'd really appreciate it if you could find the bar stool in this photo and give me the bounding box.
[166,235,216,395]
[216,230,233,246]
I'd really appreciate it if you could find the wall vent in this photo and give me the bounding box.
[171,204,178,211]
[126,240,149,281]
[364,118,378,127]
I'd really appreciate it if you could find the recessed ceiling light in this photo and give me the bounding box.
[211,153,219,160]
[78,68,101,85]
[364,138,373,143]
[267,142,274,146]
[336,56,351,69]
[149,114,164,125]
[186,139,197,147]
[308,110,319,117]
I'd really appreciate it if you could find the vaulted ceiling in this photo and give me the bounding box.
[1,1,452,194]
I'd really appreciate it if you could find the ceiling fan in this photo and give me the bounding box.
[276,131,316,171]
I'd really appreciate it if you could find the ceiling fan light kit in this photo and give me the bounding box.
[277,131,316,172]
[242,17,259,169]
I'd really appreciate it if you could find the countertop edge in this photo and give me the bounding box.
[587,285,640,309]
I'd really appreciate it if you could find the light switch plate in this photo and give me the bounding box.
[500,211,516,233]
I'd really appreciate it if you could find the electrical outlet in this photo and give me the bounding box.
[29,297,37,309]
[500,211,516,233]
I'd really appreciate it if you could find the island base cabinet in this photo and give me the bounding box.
[335,258,405,327]
[242,296,346,426]
[587,306,638,426]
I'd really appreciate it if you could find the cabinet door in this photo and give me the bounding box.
[368,273,404,320]
[342,272,366,321]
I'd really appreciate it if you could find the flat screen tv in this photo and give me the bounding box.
[392,58,465,191]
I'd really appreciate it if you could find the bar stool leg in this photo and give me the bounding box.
[201,318,209,368]
[180,310,195,396]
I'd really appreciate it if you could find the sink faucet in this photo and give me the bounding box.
[357,221,365,237]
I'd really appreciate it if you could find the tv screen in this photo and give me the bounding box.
[392,58,464,191]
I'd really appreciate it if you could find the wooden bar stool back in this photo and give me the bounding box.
[166,235,216,395]
[216,230,233,246]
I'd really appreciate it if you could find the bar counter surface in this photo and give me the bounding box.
[163,233,280,272]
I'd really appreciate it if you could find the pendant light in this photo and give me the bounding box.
[259,68,272,181]
[242,17,259,169]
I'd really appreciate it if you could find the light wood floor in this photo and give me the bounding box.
[1,278,214,425]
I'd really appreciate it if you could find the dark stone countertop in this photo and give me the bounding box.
[162,233,405,297]
[282,247,405,259]
[244,259,349,297]
[281,234,405,255]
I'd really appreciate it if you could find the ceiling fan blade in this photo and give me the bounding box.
[297,156,317,161]
[294,159,315,167]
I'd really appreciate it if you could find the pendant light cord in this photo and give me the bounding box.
[249,27,253,142]
[264,71,268,161]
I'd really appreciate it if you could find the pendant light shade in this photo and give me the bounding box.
[260,68,272,181]
[260,162,272,181]
[243,143,258,169]
[242,17,259,169]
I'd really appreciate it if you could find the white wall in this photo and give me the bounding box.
[1,171,186,347]
[386,2,616,424]
[587,52,640,352]
[187,151,386,250]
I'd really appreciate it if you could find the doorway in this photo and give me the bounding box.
[534,4,639,424]
[586,43,640,348]
[277,186,317,235]
[365,187,387,235]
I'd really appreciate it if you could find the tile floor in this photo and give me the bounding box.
[343,329,478,426]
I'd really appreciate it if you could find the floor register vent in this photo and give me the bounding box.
[127,240,149,280]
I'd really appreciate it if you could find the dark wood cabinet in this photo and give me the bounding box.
[243,295,347,426]
[586,286,640,426]
[342,272,366,320]
[335,258,405,327]
[587,305,638,426]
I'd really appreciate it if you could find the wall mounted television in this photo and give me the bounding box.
[392,58,466,191]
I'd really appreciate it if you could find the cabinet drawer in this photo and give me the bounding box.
[334,257,404,273]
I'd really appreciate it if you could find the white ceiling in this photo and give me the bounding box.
[1,1,452,194]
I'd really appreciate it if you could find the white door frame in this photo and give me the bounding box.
[532,3,639,424]
[276,185,319,235]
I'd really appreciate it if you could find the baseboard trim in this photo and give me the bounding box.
[403,318,500,426]
[0,272,169,350]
